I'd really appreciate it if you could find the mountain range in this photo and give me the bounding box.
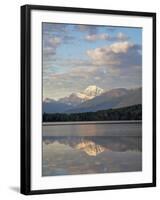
[58,85,104,106]
[43,85,142,113]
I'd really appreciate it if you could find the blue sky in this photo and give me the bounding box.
[43,23,142,100]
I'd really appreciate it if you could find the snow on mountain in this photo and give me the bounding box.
[59,85,104,106]
[43,86,142,114]
[43,85,104,113]
[58,93,84,107]
[83,85,104,98]
[67,87,142,113]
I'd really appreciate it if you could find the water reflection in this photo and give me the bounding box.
[42,135,142,176]
[43,136,142,157]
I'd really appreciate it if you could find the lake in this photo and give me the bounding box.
[42,121,142,176]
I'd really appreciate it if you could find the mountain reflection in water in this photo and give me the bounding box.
[43,136,142,157]
[43,135,142,176]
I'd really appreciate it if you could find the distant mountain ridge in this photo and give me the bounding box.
[43,86,142,113]
[42,99,72,113]
[67,87,142,113]
[59,85,104,107]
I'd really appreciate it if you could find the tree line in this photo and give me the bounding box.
[43,104,142,122]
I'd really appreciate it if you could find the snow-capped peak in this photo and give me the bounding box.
[83,85,104,98]
[76,92,89,99]
[57,85,104,106]
[74,85,104,102]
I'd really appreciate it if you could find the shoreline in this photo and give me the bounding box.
[43,120,142,126]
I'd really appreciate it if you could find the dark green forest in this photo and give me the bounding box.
[43,104,142,122]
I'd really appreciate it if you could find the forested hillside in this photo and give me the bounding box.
[43,104,142,122]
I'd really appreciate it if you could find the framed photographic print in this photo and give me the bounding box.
[21,4,156,195]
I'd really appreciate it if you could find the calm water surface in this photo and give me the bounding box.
[42,122,142,176]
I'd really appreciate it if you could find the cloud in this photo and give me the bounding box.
[43,36,61,49]
[116,32,128,41]
[49,37,61,45]
[43,36,62,58]
[85,33,110,41]
[86,41,142,68]
[85,32,129,42]
[43,41,142,98]
[43,23,67,36]
[42,23,142,99]
[43,47,142,99]
[51,65,97,81]
[75,24,98,34]
[43,47,56,57]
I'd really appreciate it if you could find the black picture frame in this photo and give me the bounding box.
[21,4,156,195]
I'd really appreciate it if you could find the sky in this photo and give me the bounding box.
[42,23,142,100]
